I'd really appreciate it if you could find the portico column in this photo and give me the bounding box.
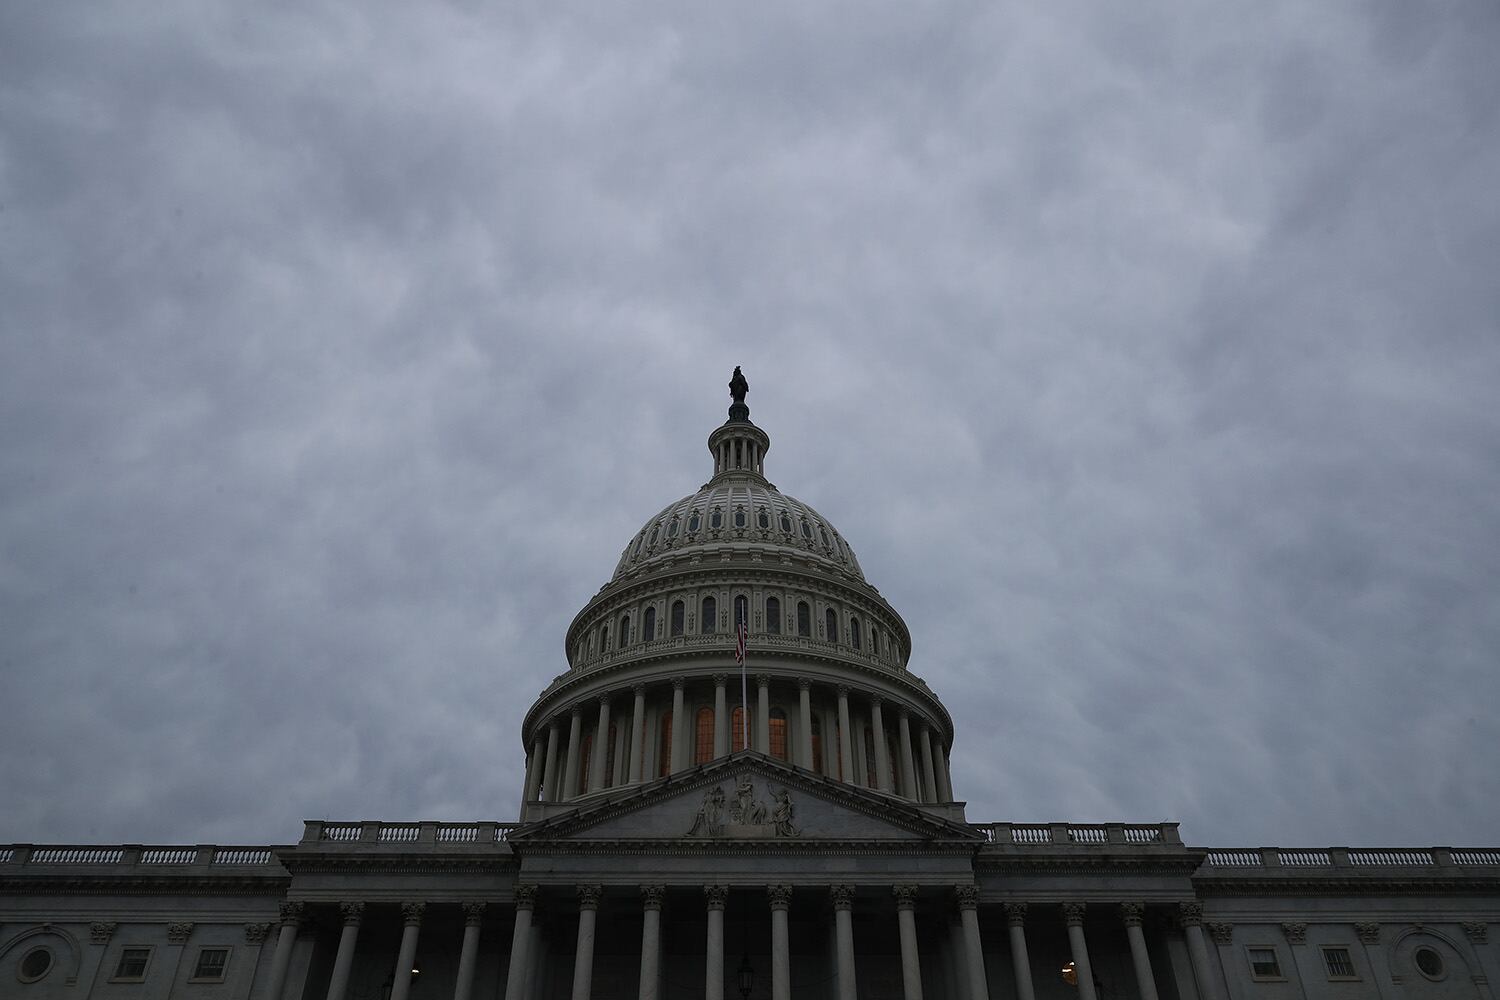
[524,738,545,802]
[797,679,814,766]
[589,696,612,792]
[830,886,858,1000]
[769,885,793,1000]
[713,675,729,757]
[571,885,603,1000]
[504,886,538,1000]
[893,886,924,1000]
[705,886,728,1000]
[324,902,364,1000]
[629,684,647,782]
[389,903,426,1000]
[563,708,584,800]
[543,723,562,801]
[898,711,919,799]
[671,678,687,772]
[1179,902,1223,1000]
[870,699,892,791]
[836,686,854,782]
[919,727,939,803]
[955,887,990,1000]
[454,902,486,1000]
[639,886,665,1000]
[936,748,954,802]
[1063,903,1098,1000]
[757,675,772,753]
[1120,903,1160,1000]
[1004,903,1036,1000]
[265,901,304,1000]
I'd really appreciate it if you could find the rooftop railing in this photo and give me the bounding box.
[1201,846,1500,869]
[980,822,1183,846]
[300,820,522,846]
[1,845,284,869]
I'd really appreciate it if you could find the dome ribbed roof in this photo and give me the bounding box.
[611,479,865,583]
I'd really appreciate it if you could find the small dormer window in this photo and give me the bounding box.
[780,513,793,533]
[801,519,813,540]
[688,512,701,533]
[667,518,679,537]
[758,509,770,529]
[648,524,659,546]
[734,508,746,528]
[820,526,831,548]
[710,508,723,529]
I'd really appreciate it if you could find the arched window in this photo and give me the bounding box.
[769,707,788,761]
[825,608,838,643]
[732,706,749,752]
[863,729,877,788]
[619,614,632,646]
[766,597,781,635]
[600,623,610,652]
[797,602,811,637]
[702,596,717,634]
[670,601,685,637]
[605,724,617,787]
[695,707,714,764]
[578,734,593,795]
[811,715,823,774]
[850,615,862,650]
[643,607,657,642]
[659,712,673,777]
[871,627,879,656]
[734,595,748,629]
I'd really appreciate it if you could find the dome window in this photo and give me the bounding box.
[734,595,748,629]
[710,508,723,529]
[695,707,714,764]
[688,512,701,533]
[850,616,862,650]
[619,614,632,646]
[780,512,793,533]
[633,534,645,557]
[734,507,746,528]
[825,608,837,641]
[797,601,811,637]
[702,596,717,634]
[648,524,659,546]
[643,607,657,642]
[670,601,685,637]
[769,707,788,760]
[667,518,679,538]
[765,597,781,634]
[801,519,813,540]
[757,508,769,529]
[820,526,831,549]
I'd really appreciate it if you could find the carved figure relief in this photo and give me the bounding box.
[771,787,798,837]
[686,777,799,838]
[686,786,725,837]
[730,776,768,825]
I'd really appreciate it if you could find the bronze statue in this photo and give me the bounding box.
[729,366,748,405]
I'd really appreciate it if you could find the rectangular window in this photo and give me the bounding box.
[1247,947,1282,979]
[113,947,152,981]
[1323,946,1357,979]
[191,948,230,982]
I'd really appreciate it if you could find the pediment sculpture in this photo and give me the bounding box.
[687,777,797,838]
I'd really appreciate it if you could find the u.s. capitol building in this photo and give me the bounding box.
[3,370,1496,1000]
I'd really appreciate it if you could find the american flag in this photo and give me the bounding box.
[734,618,749,665]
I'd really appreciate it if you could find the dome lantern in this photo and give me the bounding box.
[708,366,770,480]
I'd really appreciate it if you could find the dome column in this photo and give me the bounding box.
[563,709,584,800]
[836,687,854,785]
[898,711,919,799]
[542,722,562,802]
[756,675,772,753]
[671,678,687,773]
[713,675,729,758]
[589,697,612,792]
[797,679,814,767]
[524,737,544,804]
[629,685,646,783]
[870,698,892,792]
[919,726,939,803]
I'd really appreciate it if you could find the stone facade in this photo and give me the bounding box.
[3,373,1497,999]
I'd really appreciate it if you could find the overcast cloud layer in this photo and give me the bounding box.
[3,1,1498,850]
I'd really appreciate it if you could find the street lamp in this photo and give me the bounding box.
[737,953,755,1000]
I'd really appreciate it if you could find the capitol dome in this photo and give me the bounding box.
[520,367,955,811]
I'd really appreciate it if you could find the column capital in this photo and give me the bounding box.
[767,884,793,911]
[829,885,855,911]
[245,922,273,944]
[1177,901,1203,927]
[633,683,648,697]
[641,885,665,911]
[514,884,539,910]
[1206,922,1233,945]
[278,901,306,927]
[756,674,771,688]
[1062,902,1086,927]
[1463,921,1488,944]
[836,684,851,698]
[899,708,911,721]
[713,673,728,686]
[462,901,487,925]
[596,694,613,710]
[892,885,919,910]
[90,921,117,944]
[571,705,584,719]
[340,902,365,926]
[1355,921,1380,945]
[797,677,812,691]
[577,884,604,909]
[704,884,729,910]
[1281,922,1307,945]
[871,695,886,710]
[672,676,686,691]
[1002,902,1027,927]
[167,922,194,944]
[1120,902,1145,927]
[953,885,980,911]
[401,902,426,926]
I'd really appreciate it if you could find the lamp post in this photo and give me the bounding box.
[737,952,755,1000]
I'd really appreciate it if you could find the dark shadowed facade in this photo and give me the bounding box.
[3,372,1497,1000]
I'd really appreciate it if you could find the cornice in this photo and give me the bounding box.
[975,854,1206,878]
[1193,874,1500,896]
[0,875,291,897]
[521,839,982,857]
[278,853,520,876]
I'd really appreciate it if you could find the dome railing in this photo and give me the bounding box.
[574,632,907,674]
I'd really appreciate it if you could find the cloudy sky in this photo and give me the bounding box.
[2,1,1497,852]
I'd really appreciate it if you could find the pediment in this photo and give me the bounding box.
[509,752,982,845]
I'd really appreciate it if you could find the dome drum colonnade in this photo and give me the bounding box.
[519,369,956,810]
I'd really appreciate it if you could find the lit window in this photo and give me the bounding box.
[191,949,229,982]
[1248,948,1281,979]
[732,706,749,751]
[769,708,788,760]
[114,948,152,981]
[702,596,717,634]
[695,707,714,764]
[1323,947,1357,979]
[765,597,781,634]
